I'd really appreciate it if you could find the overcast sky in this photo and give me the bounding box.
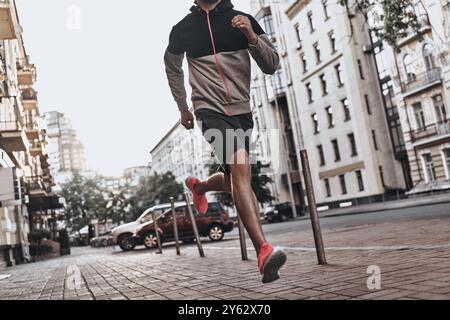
[15,0,251,177]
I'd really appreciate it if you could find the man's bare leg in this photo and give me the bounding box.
[195,172,231,194]
[228,149,266,253]
[195,167,264,244]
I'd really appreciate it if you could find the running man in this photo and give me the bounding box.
[164,0,287,283]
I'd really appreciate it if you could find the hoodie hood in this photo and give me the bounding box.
[190,0,234,14]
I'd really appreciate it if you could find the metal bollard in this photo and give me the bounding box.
[236,214,248,261]
[300,149,327,265]
[151,211,163,254]
[170,197,181,256]
[184,192,205,257]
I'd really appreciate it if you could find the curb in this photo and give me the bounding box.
[285,199,450,222]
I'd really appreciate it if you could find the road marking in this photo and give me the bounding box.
[0,274,11,281]
[194,243,450,252]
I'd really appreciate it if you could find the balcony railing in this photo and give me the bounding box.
[410,119,450,142]
[0,100,22,132]
[0,0,22,40]
[402,68,441,95]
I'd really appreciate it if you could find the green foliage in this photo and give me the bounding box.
[29,243,53,256]
[60,171,184,230]
[339,0,423,50]
[28,229,52,243]
[205,160,274,207]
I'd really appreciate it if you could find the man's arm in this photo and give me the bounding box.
[232,15,280,75]
[164,26,194,129]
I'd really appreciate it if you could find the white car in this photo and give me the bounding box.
[111,203,180,251]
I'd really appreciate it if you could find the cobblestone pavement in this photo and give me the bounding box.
[1,217,450,300]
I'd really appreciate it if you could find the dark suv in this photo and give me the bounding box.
[263,202,304,223]
[133,202,234,249]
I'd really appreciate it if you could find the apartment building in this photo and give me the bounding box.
[386,0,450,194]
[150,117,215,201]
[1,0,60,268]
[250,1,306,212]
[122,165,152,187]
[45,111,87,188]
[252,0,407,209]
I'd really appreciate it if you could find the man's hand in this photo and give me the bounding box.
[231,15,258,45]
[180,110,194,130]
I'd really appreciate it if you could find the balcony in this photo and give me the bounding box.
[16,59,37,86]
[24,176,46,195]
[21,87,38,111]
[30,141,48,157]
[0,102,29,153]
[397,14,431,48]
[402,68,441,97]
[0,0,22,40]
[410,120,450,143]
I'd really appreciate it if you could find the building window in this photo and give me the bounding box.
[320,74,328,95]
[314,43,321,64]
[332,139,341,162]
[413,102,426,130]
[306,82,313,103]
[262,14,275,38]
[404,54,416,82]
[423,43,435,71]
[301,53,307,73]
[342,98,351,121]
[339,174,347,195]
[365,94,372,115]
[335,64,344,86]
[379,166,386,188]
[357,59,365,79]
[356,170,365,191]
[423,153,436,182]
[308,11,316,32]
[324,178,331,197]
[294,23,302,48]
[312,113,320,134]
[317,145,325,166]
[443,148,450,179]
[326,106,334,128]
[372,130,379,150]
[433,94,447,123]
[322,0,330,20]
[348,133,358,156]
[329,31,336,53]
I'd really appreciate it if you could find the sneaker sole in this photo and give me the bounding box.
[261,248,287,284]
[185,177,208,214]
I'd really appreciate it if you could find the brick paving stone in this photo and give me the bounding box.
[1,217,450,300]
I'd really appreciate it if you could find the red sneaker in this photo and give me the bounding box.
[185,177,208,214]
[258,243,287,284]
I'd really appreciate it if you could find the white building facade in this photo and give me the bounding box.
[251,0,407,209]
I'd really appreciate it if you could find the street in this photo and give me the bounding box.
[1,203,450,300]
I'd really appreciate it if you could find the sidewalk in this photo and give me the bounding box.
[0,216,450,300]
[317,192,450,219]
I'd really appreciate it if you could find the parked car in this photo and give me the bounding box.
[90,232,114,247]
[263,202,304,223]
[111,203,183,251]
[133,202,234,249]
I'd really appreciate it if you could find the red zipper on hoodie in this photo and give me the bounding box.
[205,10,233,116]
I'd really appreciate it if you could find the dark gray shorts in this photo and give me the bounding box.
[195,109,254,175]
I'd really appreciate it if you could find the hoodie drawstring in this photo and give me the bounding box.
[206,11,232,116]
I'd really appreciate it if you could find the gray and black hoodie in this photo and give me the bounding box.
[164,0,280,116]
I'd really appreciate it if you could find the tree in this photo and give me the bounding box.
[205,159,274,207]
[339,0,423,51]
[129,172,184,219]
[59,172,106,231]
